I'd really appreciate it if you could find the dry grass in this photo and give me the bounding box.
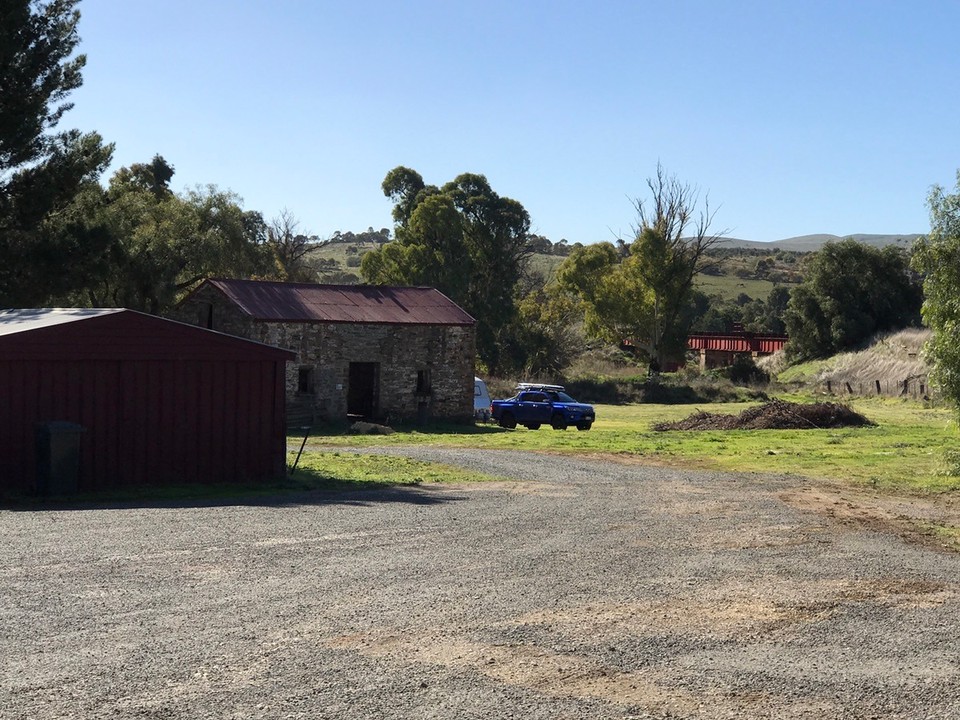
[771,329,933,397]
[819,328,929,380]
[564,349,645,380]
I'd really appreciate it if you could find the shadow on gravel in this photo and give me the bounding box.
[302,420,508,439]
[2,482,463,513]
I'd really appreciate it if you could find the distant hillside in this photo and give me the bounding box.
[720,233,923,252]
[306,231,923,298]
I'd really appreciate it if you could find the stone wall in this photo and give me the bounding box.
[172,285,475,423]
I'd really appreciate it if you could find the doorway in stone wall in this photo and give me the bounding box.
[347,362,380,420]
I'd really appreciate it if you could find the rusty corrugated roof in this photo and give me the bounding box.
[203,279,475,325]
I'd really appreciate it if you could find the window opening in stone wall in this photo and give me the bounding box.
[298,366,316,394]
[416,369,432,394]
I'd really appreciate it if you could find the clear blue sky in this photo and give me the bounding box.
[68,1,960,244]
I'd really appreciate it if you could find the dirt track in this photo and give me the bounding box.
[2,448,959,719]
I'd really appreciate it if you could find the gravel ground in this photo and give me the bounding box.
[2,447,960,719]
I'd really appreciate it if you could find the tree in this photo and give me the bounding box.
[785,239,921,360]
[556,242,655,347]
[629,165,726,365]
[0,0,114,305]
[912,171,960,410]
[363,167,532,374]
[557,165,724,365]
[504,285,583,377]
[64,158,271,313]
[265,208,316,282]
[110,154,175,199]
[762,286,790,334]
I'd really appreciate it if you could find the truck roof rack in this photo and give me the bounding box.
[516,382,565,391]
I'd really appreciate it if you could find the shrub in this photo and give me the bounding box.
[725,356,769,385]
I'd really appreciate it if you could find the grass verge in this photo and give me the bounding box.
[302,396,960,494]
[288,451,509,487]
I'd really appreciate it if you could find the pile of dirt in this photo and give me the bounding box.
[653,399,875,431]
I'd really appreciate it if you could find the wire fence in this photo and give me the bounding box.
[818,376,933,399]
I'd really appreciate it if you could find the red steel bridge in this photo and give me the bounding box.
[687,330,788,369]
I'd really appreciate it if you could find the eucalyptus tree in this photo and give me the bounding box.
[363,166,532,374]
[557,165,725,365]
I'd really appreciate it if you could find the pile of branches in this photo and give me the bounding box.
[653,399,875,431]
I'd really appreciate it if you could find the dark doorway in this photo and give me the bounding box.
[347,362,379,419]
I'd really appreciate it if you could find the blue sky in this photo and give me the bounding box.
[68,1,960,244]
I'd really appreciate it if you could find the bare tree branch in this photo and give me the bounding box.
[625,162,729,365]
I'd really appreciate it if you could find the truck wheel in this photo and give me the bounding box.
[499,412,517,429]
[525,423,541,430]
[577,422,592,431]
[551,413,567,430]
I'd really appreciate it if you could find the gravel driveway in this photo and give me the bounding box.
[2,448,959,719]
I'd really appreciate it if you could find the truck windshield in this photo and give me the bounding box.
[549,391,577,403]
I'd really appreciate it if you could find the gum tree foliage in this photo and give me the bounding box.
[784,239,922,361]
[556,241,653,346]
[0,0,114,305]
[362,166,532,374]
[912,172,960,411]
[557,165,725,366]
[504,285,583,377]
[691,286,791,335]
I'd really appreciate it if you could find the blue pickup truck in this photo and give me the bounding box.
[491,383,595,431]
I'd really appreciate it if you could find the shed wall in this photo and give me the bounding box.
[0,357,286,494]
[0,310,291,494]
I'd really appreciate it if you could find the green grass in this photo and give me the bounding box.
[695,274,783,302]
[12,398,954,505]
[289,451,508,487]
[777,359,832,384]
[302,397,960,494]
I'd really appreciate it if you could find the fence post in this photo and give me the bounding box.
[901,378,908,396]
[875,380,882,395]
[826,380,832,394]
[845,382,853,394]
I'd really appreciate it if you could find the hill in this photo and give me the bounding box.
[305,231,922,303]
[720,233,922,252]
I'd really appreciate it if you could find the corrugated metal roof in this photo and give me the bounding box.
[0,308,124,337]
[0,308,295,361]
[203,278,476,325]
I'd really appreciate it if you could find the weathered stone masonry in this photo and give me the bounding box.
[172,281,476,424]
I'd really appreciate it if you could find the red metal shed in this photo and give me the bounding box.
[0,309,294,495]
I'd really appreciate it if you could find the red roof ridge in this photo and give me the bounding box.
[191,278,475,326]
[206,277,441,292]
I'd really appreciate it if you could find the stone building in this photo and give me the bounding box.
[173,278,476,424]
